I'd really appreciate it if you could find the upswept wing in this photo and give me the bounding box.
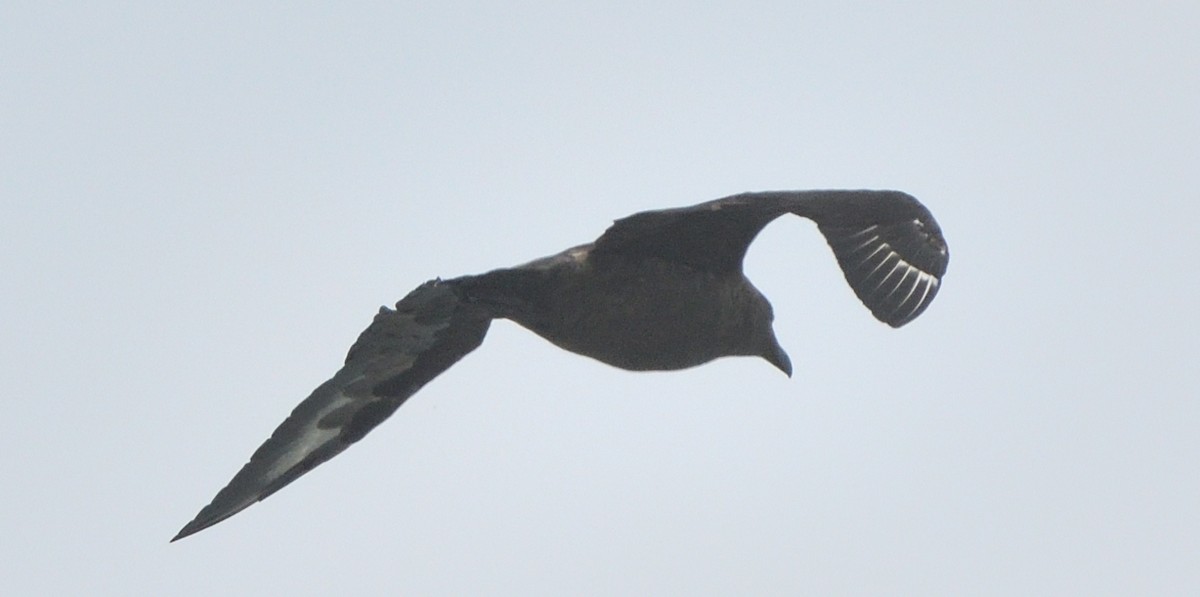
[172,280,491,541]
[591,190,948,327]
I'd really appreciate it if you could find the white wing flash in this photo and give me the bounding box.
[818,219,948,327]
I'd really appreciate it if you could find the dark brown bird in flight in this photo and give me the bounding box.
[173,190,949,541]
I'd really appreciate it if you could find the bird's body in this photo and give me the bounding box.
[173,190,949,541]
[459,247,784,372]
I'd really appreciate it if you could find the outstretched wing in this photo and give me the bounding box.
[172,280,491,541]
[591,190,949,327]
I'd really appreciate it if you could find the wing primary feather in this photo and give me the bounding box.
[802,195,947,327]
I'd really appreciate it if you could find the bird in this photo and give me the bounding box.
[172,189,949,541]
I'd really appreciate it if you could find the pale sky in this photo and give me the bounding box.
[4,2,1198,595]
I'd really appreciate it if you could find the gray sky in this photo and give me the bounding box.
[4,2,1198,595]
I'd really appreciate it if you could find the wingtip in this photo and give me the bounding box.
[170,512,219,543]
[170,522,199,543]
[169,490,260,543]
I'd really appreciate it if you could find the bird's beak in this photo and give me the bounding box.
[764,338,793,378]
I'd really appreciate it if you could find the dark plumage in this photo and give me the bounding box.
[173,190,949,541]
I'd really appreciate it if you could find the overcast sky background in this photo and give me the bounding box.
[4,2,1198,595]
